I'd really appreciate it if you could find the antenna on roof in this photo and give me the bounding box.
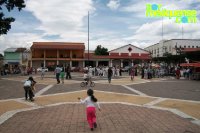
[182,23,184,39]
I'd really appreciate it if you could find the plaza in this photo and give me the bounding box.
[0,73,200,133]
[1,0,200,132]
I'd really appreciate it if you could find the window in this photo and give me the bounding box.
[188,46,190,48]
[184,45,186,48]
[196,46,198,48]
[192,46,194,48]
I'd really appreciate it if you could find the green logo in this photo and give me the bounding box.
[146,4,198,23]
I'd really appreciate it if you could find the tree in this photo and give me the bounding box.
[94,45,109,55]
[0,0,25,35]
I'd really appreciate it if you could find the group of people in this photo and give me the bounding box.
[54,65,72,84]
[84,66,123,78]
[175,67,193,80]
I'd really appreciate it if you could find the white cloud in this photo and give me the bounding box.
[107,0,120,10]
[0,33,46,54]
[125,19,200,47]
[0,0,95,54]
[25,0,94,37]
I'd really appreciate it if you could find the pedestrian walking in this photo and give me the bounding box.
[78,89,101,131]
[108,67,113,83]
[60,68,65,84]
[54,65,62,84]
[65,64,71,79]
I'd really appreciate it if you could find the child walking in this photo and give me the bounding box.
[60,68,65,84]
[78,89,101,131]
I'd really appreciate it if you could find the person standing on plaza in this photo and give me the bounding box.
[78,89,101,131]
[130,67,135,81]
[119,67,122,76]
[108,67,113,83]
[54,65,62,84]
[23,76,36,101]
[141,67,144,79]
[41,67,45,80]
[65,64,71,79]
[176,68,181,79]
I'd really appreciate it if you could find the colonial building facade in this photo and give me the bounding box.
[31,42,150,70]
[31,42,85,70]
[145,39,200,57]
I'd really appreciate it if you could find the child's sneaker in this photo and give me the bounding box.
[94,122,97,128]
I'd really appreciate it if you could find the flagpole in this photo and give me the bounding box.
[162,16,163,40]
[88,11,89,63]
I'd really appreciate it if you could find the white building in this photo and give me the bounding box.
[145,39,200,57]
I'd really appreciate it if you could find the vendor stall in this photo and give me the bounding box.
[180,63,200,80]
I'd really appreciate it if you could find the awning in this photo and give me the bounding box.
[7,62,19,65]
[180,63,200,67]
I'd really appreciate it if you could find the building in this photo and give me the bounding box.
[31,42,150,70]
[0,54,3,72]
[31,42,85,70]
[3,48,30,73]
[145,39,200,57]
[84,44,150,67]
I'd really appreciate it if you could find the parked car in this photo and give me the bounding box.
[122,66,130,72]
[37,67,48,72]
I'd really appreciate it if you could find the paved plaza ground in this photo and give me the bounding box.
[0,72,200,133]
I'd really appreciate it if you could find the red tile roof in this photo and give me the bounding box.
[31,42,85,50]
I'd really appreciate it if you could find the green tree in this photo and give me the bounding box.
[94,45,109,55]
[0,0,25,35]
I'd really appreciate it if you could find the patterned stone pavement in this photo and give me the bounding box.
[0,74,200,132]
[0,104,200,133]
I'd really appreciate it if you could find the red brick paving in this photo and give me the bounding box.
[0,104,200,133]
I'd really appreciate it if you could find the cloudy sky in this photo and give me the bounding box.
[0,0,199,54]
